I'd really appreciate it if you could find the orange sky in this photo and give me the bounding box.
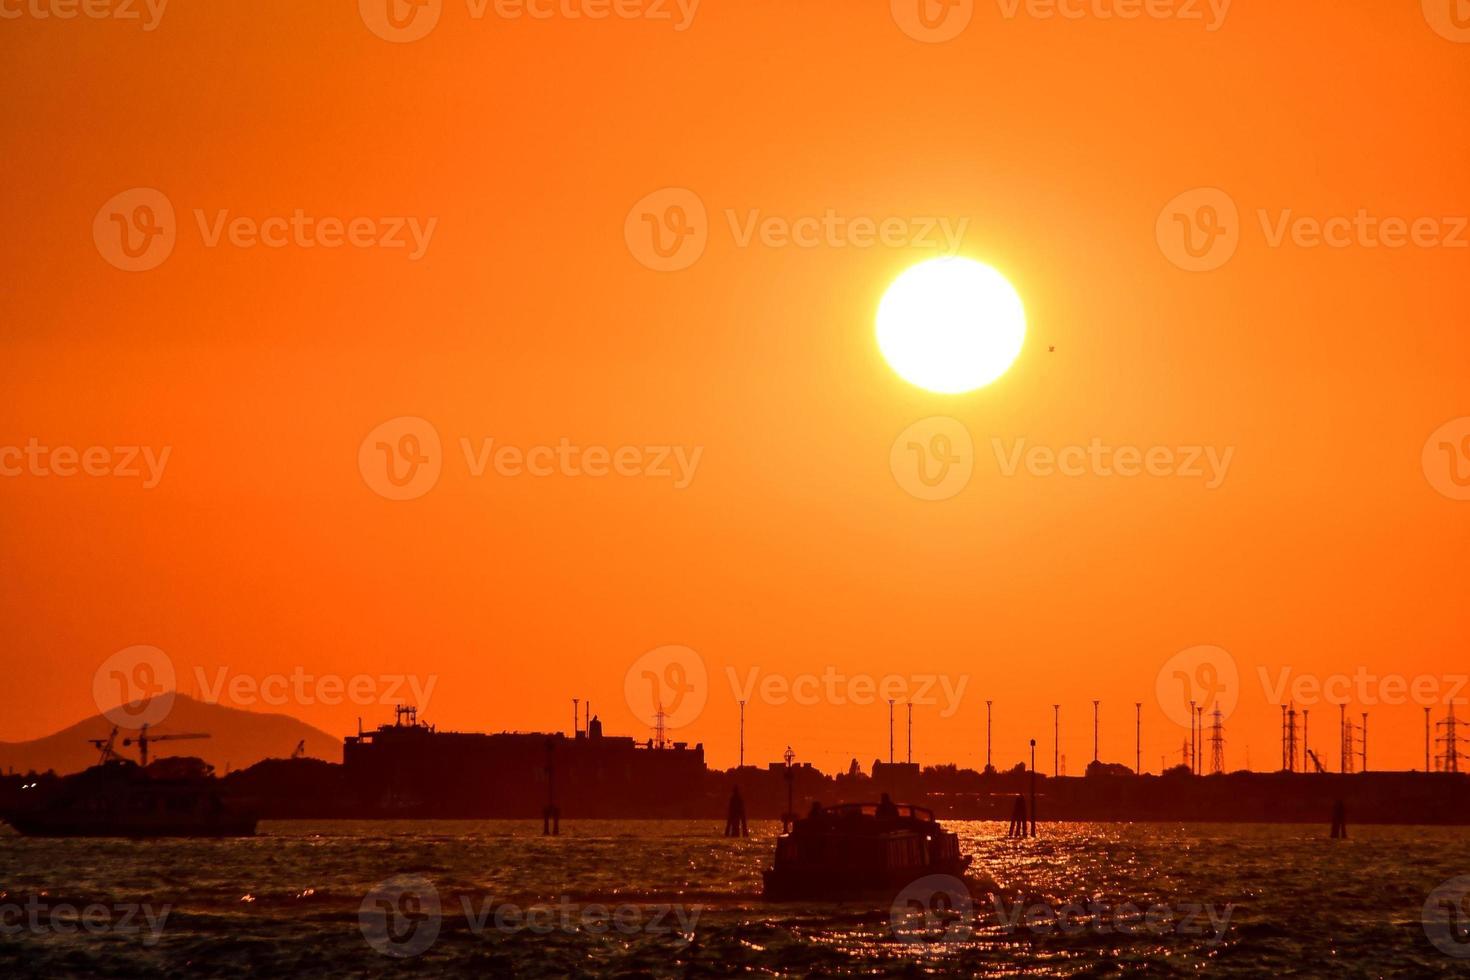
[2,0,1468,775]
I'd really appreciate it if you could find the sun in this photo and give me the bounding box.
[877,257,1027,394]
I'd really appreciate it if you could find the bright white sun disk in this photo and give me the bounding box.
[877,258,1026,394]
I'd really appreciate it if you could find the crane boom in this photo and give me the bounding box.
[121,724,210,767]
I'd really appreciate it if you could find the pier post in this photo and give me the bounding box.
[1330,799,1347,839]
[1029,739,1037,838]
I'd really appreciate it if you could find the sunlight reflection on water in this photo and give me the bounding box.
[1,820,1467,977]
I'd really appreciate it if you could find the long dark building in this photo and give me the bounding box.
[342,707,707,818]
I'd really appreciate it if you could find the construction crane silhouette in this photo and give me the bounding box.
[1305,748,1328,773]
[121,723,209,767]
[88,726,121,764]
[290,740,306,760]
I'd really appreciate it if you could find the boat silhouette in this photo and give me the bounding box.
[762,797,972,900]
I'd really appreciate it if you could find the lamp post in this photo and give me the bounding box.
[1181,702,1193,775]
[1135,702,1141,774]
[783,746,795,832]
[986,700,993,771]
[1053,704,1060,777]
[1093,700,1100,764]
[888,700,895,765]
[738,700,745,768]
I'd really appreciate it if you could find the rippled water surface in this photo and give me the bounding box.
[3,821,1469,977]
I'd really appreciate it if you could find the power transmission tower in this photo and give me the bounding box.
[1209,705,1225,775]
[1438,705,1467,774]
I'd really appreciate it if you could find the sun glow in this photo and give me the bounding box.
[877,258,1027,394]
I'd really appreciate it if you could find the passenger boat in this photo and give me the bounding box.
[762,798,972,900]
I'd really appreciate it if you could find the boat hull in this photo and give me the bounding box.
[762,856,972,902]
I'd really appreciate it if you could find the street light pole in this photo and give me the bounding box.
[888,700,894,765]
[738,700,745,768]
[1053,705,1060,777]
[1093,700,1100,764]
[1134,702,1141,774]
[986,700,993,771]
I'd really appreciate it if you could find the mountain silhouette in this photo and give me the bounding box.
[0,693,340,776]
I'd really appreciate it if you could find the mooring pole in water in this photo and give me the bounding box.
[543,738,560,836]
[1330,799,1347,839]
[1029,739,1037,838]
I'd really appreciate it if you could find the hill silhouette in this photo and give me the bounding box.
[0,693,340,776]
